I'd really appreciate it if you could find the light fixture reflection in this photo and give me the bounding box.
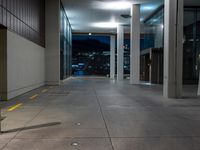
[141,6,156,11]
[92,22,119,28]
[93,1,131,10]
[140,18,144,22]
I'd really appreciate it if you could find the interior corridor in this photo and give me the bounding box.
[0,77,200,150]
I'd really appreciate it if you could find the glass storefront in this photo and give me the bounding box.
[144,8,164,49]
[143,6,200,84]
[183,8,200,83]
[60,4,72,80]
[184,9,196,83]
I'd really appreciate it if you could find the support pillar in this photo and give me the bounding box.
[163,0,183,98]
[110,35,115,79]
[117,25,124,81]
[45,0,61,85]
[130,4,140,84]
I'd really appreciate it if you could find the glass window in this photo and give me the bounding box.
[183,9,197,82]
[197,10,200,54]
[144,8,164,49]
[143,7,200,83]
[60,3,72,80]
[196,9,200,74]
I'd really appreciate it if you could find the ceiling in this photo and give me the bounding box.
[62,0,200,34]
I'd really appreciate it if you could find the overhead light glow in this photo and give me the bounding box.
[152,19,158,22]
[93,1,131,10]
[91,22,119,28]
[141,5,156,11]
[140,18,144,22]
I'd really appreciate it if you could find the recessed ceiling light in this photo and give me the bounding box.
[91,22,119,28]
[141,5,156,11]
[93,1,131,10]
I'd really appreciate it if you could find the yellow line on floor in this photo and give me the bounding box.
[41,89,48,93]
[7,103,23,112]
[30,94,38,100]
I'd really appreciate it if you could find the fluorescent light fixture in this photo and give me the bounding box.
[141,5,156,11]
[92,22,119,28]
[93,1,131,10]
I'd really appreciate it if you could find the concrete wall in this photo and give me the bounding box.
[4,30,45,99]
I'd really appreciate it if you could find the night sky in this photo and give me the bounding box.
[73,35,110,45]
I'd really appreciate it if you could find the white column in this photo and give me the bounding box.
[117,25,124,81]
[130,4,140,84]
[163,0,183,98]
[45,0,60,85]
[110,35,115,79]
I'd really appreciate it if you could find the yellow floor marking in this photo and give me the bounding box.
[41,89,48,93]
[49,86,53,89]
[30,94,38,100]
[7,103,23,112]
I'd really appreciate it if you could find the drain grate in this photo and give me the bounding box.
[75,122,81,126]
[71,142,79,146]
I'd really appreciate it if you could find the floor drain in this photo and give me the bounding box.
[76,123,81,126]
[71,142,79,146]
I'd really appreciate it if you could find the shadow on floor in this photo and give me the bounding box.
[1,122,61,134]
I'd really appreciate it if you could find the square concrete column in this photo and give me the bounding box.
[117,25,124,81]
[163,0,183,98]
[110,35,116,79]
[130,4,140,84]
[45,0,61,85]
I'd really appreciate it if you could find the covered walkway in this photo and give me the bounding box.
[0,77,200,150]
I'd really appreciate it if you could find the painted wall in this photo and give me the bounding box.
[6,30,45,99]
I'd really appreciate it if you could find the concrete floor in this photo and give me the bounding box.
[0,77,200,150]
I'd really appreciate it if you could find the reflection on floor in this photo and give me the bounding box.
[0,77,200,150]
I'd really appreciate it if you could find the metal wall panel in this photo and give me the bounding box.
[0,0,45,47]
